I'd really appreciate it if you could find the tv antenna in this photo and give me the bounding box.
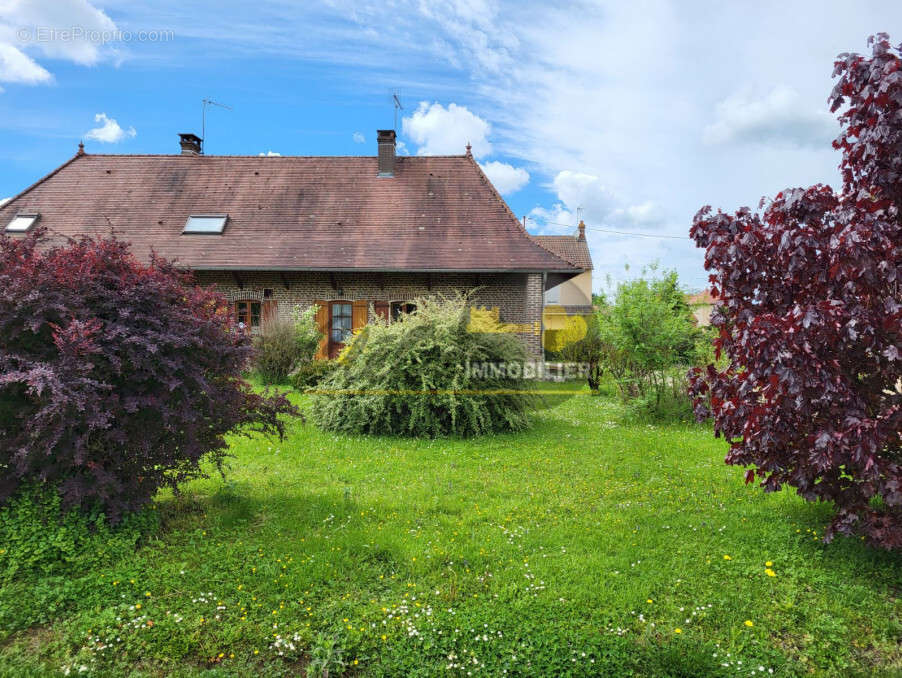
[392,92,403,131]
[201,98,232,154]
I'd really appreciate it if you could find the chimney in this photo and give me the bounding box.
[377,129,396,177]
[578,219,586,241]
[179,133,203,156]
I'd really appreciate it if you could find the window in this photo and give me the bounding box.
[235,300,261,329]
[183,215,228,234]
[331,302,352,344]
[390,301,417,321]
[5,213,39,233]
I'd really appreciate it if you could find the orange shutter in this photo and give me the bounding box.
[262,300,278,332]
[313,300,329,360]
[373,301,389,322]
[352,300,368,332]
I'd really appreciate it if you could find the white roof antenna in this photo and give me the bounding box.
[392,92,404,131]
[201,98,233,154]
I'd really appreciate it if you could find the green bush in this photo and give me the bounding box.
[290,359,339,390]
[0,485,158,583]
[254,305,323,384]
[598,268,703,419]
[310,294,535,437]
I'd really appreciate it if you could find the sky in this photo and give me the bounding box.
[1,1,900,293]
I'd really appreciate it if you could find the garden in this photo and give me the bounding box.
[1,381,899,677]
[1,32,900,678]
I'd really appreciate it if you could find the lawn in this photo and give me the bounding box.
[1,384,900,677]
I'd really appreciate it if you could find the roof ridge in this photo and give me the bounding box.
[76,153,473,159]
[529,233,593,270]
[466,154,578,271]
[1,149,85,211]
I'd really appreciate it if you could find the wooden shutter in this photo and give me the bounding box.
[313,300,329,360]
[352,300,369,332]
[373,301,389,322]
[262,300,278,332]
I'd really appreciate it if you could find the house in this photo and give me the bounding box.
[686,288,716,327]
[532,224,594,351]
[0,130,586,358]
[532,222,593,313]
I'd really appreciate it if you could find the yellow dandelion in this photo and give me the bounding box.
[145,591,151,597]
[723,555,732,560]
[674,628,682,634]
[765,568,776,577]
[646,599,653,603]
[254,649,259,655]
[135,603,142,609]
[765,561,773,567]
[744,620,754,627]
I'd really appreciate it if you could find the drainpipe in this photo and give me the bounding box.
[540,271,547,370]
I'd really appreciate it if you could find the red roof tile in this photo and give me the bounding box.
[0,151,579,273]
[686,289,717,305]
[531,235,592,270]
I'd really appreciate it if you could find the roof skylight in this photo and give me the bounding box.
[183,215,228,234]
[5,213,39,233]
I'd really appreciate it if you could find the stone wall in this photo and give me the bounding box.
[193,270,545,355]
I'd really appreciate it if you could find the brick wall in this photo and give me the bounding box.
[193,270,544,355]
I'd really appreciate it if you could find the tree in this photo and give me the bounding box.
[600,269,700,407]
[0,231,297,521]
[560,314,605,393]
[689,34,902,549]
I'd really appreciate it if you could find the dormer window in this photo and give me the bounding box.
[183,214,227,234]
[5,213,39,233]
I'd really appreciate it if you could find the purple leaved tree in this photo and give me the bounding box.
[689,34,902,549]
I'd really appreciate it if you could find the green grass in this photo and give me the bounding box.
[1,383,900,677]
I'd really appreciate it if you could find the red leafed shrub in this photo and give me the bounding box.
[689,34,902,550]
[0,231,297,522]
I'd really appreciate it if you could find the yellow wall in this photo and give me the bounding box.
[545,271,592,307]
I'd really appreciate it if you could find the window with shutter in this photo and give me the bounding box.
[235,300,262,330]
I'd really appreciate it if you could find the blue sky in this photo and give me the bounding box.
[1,1,900,292]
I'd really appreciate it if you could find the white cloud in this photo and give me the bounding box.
[0,43,52,85]
[479,160,529,194]
[402,101,491,157]
[352,131,365,143]
[84,113,136,143]
[258,150,281,156]
[703,85,837,147]
[0,0,118,88]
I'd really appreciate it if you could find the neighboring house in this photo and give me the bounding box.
[0,130,585,358]
[532,224,594,347]
[686,288,716,326]
[533,222,593,313]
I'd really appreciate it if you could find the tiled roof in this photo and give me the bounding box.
[531,235,593,270]
[687,289,717,305]
[0,151,579,273]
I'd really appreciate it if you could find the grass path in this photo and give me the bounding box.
[1,386,899,676]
